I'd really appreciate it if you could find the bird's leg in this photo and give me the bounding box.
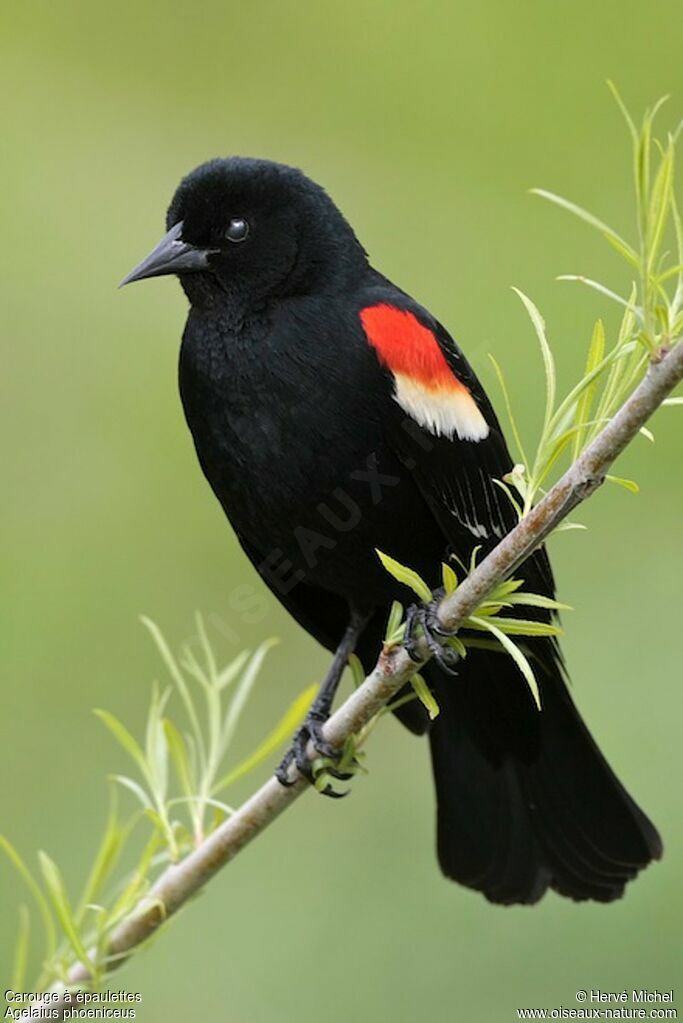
[404,589,461,675]
[276,608,369,797]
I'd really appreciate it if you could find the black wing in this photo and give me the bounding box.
[363,294,555,597]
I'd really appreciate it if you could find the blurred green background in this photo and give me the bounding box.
[2,1,682,1019]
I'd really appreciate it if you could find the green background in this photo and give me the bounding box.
[2,2,681,1020]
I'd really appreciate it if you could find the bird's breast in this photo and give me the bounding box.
[178,307,385,533]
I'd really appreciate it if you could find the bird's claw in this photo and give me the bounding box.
[404,596,461,675]
[275,713,358,798]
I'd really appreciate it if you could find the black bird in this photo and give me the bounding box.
[122,157,661,904]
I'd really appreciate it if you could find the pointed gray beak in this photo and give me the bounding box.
[119,221,216,287]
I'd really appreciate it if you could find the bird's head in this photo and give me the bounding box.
[121,157,367,309]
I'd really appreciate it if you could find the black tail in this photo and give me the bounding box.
[428,645,662,905]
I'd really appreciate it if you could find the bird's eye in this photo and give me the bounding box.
[225,217,250,243]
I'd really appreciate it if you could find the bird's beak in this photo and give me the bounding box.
[119,221,216,287]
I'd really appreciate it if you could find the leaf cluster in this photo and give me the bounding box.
[494,87,683,517]
[1,619,313,992]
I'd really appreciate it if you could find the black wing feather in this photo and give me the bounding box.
[382,302,556,597]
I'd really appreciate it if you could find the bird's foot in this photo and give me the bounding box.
[275,711,361,798]
[404,594,461,675]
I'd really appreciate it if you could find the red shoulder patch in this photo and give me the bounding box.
[359,303,489,442]
[359,304,466,392]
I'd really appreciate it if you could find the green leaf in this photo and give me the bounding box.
[110,774,153,810]
[163,719,196,799]
[141,617,206,769]
[469,545,483,575]
[492,477,523,520]
[145,684,171,802]
[0,835,57,962]
[441,562,458,595]
[557,276,638,311]
[655,262,683,284]
[467,616,541,710]
[215,650,251,692]
[38,852,94,972]
[530,189,638,264]
[490,577,525,598]
[512,288,556,437]
[384,600,404,643]
[662,396,683,405]
[194,611,218,685]
[410,673,439,720]
[213,683,316,793]
[347,653,366,689]
[574,319,606,460]
[94,709,149,778]
[603,232,642,270]
[488,354,528,466]
[670,193,683,313]
[554,520,587,532]
[466,616,561,637]
[607,80,638,143]
[376,550,432,602]
[646,139,674,272]
[534,431,573,491]
[219,639,279,761]
[445,635,468,658]
[473,601,507,617]
[551,341,630,445]
[108,829,162,926]
[503,593,572,612]
[75,791,124,927]
[605,474,640,493]
[503,463,529,502]
[167,795,234,818]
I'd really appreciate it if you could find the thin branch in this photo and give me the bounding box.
[22,339,683,1021]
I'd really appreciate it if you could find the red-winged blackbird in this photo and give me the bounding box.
[122,157,661,904]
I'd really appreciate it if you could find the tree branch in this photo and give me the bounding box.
[22,339,683,1021]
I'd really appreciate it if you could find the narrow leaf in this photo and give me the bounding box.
[214,649,251,692]
[512,288,556,436]
[445,635,468,658]
[94,709,149,777]
[488,354,528,465]
[467,617,541,709]
[557,276,638,311]
[220,639,279,759]
[0,835,57,961]
[605,474,640,493]
[376,550,432,602]
[466,617,561,637]
[75,792,124,926]
[163,719,195,798]
[111,774,153,810]
[530,189,638,263]
[503,593,572,611]
[574,318,606,461]
[214,683,316,793]
[141,617,205,765]
[441,562,458,595]
[347,653,366,689]
[410,673,439,720]
[384,600,404,642]
[607,80,638,143]
[38,852,94,971]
